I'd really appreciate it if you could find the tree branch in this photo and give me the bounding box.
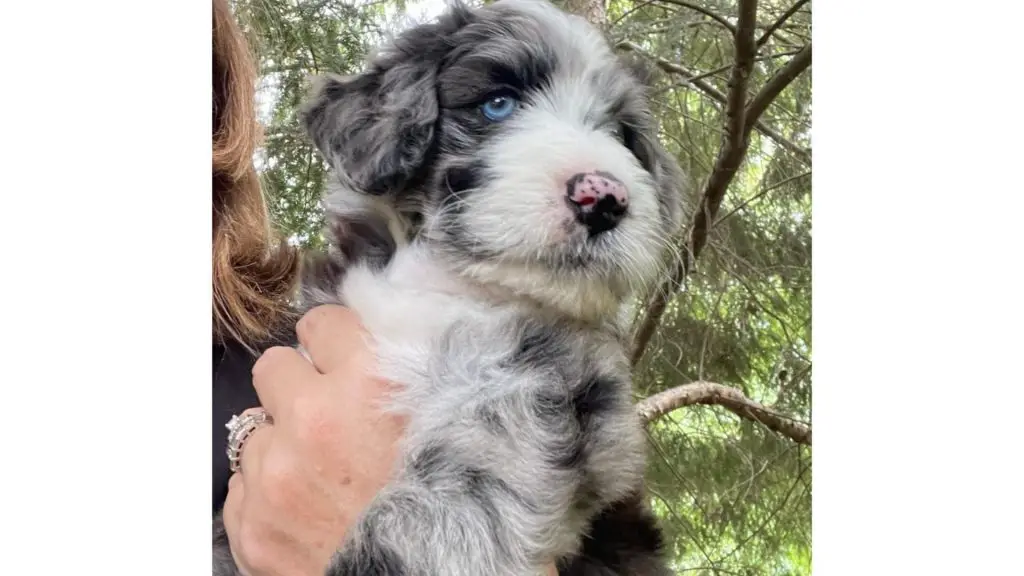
[636,381,812,446]
[686,49,802,84]
[630,0,760,365]
[686,0,759,270]
[756,0,810,48]
[615,41,811,165]
[713,170,810,226]
[629,255,684,366]
[746,42,812,122]
[630,40,811,367]
[617,40,728,99]
[653,0,736,34]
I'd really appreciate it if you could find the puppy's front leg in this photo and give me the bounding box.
[327,479,559,576]
[326,395,590,576]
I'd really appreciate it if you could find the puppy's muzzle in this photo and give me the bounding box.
[565,171,629,236]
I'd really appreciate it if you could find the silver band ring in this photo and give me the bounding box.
[225,409,273,473]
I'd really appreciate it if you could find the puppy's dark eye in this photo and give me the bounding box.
[479,91,520,122]
[619,123,652,171]
[619,123,636,149]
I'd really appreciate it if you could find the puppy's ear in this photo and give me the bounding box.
[300,60,436,196]
[300,7,472,195]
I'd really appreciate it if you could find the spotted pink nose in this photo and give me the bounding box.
[565,171,629,235]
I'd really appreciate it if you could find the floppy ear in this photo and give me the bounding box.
[299,8,473,195]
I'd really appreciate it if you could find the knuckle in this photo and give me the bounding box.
[258,455,313,518]
[297,306,330,336]
[226,473,243,499]
[252,346,293,377]
[258,452,298,498]
[296,308,317,332]
[257,458,307,518]
[298,304,356,337]
[236,520,276,572]
[295,312,315,340]
[290,389,329,424]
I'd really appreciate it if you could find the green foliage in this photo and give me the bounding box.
[233,0,389,249]
[612,1,812,572]
[238,0,812,573]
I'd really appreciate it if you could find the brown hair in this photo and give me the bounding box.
[213,0,299,347]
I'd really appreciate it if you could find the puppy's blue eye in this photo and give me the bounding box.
[480,95,519,122]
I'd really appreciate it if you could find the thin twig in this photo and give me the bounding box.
[721,464,808,561]
[712,170,810,227]
[609,0,658,27]
[615,41,811,165]
[746,43,812,122]
[756,0,810,47]
[686,49,802,84]
[654,0,737,34]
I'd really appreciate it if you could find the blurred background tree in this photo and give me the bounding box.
[231,0,811,573]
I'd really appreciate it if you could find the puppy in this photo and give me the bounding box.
[214,1,687,574]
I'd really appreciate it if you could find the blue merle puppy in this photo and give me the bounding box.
[213,0,688,574]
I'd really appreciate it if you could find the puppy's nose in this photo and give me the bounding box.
[565,171,629,235]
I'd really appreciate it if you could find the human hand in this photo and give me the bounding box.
[222,305,404,576]
[221,304,561,576]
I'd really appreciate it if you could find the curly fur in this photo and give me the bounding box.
[213,1,688,574]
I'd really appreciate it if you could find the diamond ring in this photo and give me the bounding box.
[225,408,273,473]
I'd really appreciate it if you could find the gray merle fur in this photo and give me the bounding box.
[213,1,689,575]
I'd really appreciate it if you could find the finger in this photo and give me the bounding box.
[251,346,320,418]
[295,305,370,374]
[237,419,273,482]
[222,473,244,546]
[240,406,268,421]
[222,474,255,576]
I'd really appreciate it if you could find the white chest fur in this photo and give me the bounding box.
[340,245,495,350]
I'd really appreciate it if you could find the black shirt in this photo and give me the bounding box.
[212,330,296,513]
